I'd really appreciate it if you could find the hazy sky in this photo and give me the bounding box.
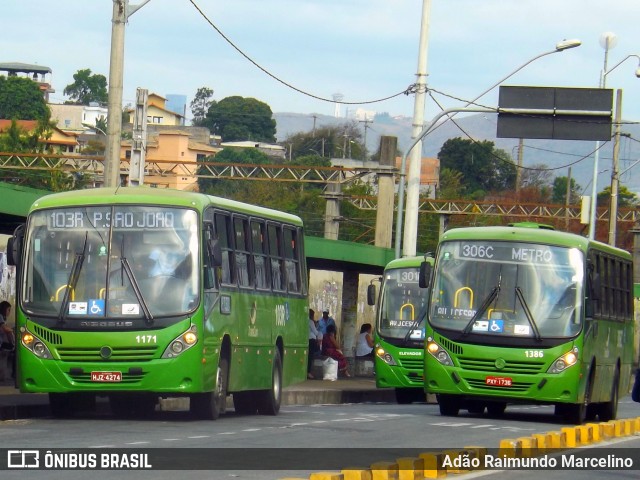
[3,0,640,124]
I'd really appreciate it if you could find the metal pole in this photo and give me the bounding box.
[401,0,432,258]
[608,89,623,246]
[588,34,614,240]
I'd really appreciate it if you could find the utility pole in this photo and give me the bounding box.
[402,0,431,257]
[359,116,373,160]
[128,88,148,186]
[608,89,623,246]
[515,138,524,198]
[311,115,317,137]
[565,167,572,231]
[104,0,151,188]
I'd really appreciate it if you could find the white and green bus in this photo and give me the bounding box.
[368,256,433,404]
[423,223,635,424]
[7,187,308,419]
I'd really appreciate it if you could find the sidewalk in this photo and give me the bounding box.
[0,376,395,420]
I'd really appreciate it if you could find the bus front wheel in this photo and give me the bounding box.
[437,394,460,416]
[257,349,282,416]
[395,388,424,404]
[191,357,229,420]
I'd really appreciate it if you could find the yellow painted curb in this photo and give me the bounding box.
[309,473,344,480]
[370,461,398,480]
[419,452,446,479]
[341,468,372,480]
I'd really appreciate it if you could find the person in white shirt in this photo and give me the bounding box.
[355,323,374,358]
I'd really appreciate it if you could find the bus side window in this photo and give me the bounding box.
[283,227,300,293]
[233,216,251,288]
[251,220,269,290]
[267,223,284,291]
[214,212,235,285]
[203,223,217,290]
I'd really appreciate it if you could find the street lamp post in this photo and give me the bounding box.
[396,39,581,258]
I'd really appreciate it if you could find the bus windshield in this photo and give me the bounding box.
[378,266,428,341]
[23,205,200,321]
[428,241,584,339]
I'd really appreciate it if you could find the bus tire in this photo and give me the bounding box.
[598,369,619,422]
[49,393,75,418]
[438,394,460,416]
[565,374,592,425]
[257,349,282,416]
[233,391,258,415]
[486,402,506,417]
[395,388,424,404]
[191,357,229,420]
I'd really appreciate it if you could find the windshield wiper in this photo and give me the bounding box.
[118,239,153,325]
[461,286,500,335]
[515,286,542,341]
[58,233,88,325]
[402,302,428,344]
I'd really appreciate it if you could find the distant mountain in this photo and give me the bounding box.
[274,112,640,196]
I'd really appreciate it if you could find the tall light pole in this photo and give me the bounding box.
[103,0,151,188]
[395,38,581,258]
[401,0,432,258]
[588,32,617,240]
[605,54,640,246]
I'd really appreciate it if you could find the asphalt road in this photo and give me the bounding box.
[1,395,639,480]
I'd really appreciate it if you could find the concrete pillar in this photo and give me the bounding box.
[340,270,359,361]
[323,177,342,240]
[375,136,397,248]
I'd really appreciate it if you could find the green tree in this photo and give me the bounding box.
[597,185,638,208]
[283,122,364,160]
[438,138,516,198]
[190,86,214,126]
[63,69,108,105]
[202,96,276,143]
[552,176,581,204]
[0,76,51,121]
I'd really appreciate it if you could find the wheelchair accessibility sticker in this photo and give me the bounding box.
[88,299,105,316]
[489,319,504,333]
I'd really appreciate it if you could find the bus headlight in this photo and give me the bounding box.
[426,339,453,366]
[547,347,579,374]
[162,325,198,358]
[21,329,53,359]
[375,346,397,366]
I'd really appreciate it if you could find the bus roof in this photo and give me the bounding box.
[440,225,631,260]
[384,255,434,270]
[28,187,303,226]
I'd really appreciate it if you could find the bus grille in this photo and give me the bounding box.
[458,357,544,374]
[399,357,423,369]
[32,325,63,345]
[56,346,158,362]
[436,335,463,355]
[466,378,532,392]
[67,371,146,384]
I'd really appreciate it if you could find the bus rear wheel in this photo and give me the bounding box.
[598,370,619,422]
[233,391,258,415]
[191,357,229,420]
[257,349,282,416]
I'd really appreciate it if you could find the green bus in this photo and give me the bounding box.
[7,187,308,419]
[367,256,433,404]
[422,223,635,424]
